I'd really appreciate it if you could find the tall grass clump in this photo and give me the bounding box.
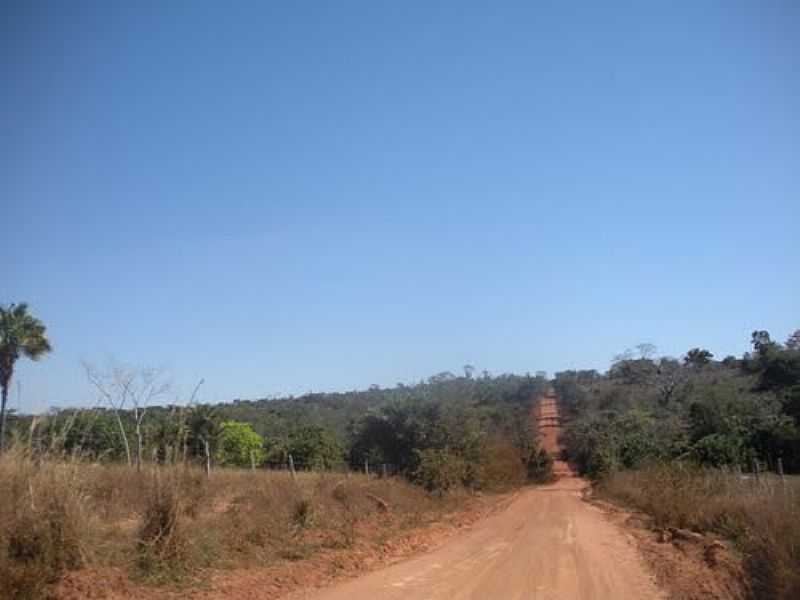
[134,470,216,582]
[0,450,92,599]
[0,444,473,598]
[599,463,800,599]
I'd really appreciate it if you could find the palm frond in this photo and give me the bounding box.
[0,302,52,364]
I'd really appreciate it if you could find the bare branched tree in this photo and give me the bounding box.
[84,360,170,470]
[653,357,688,406]
[635,343,658,360]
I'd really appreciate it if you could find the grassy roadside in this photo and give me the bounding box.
[0,449,484,599]
[597,464,800,600]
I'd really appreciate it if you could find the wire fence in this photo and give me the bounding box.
[721,457,799,507]
[258,457,400,478]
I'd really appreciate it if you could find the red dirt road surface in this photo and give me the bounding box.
[296,392,664,600]
[533,392,575,478]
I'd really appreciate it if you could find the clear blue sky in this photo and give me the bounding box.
[4,1,798,411]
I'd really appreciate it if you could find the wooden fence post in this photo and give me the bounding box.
[364,458,369,476]
[204,439,211,479]
[382,463,388,478]
[288,453,296,479]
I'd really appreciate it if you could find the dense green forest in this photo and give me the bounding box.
[7,370,550,490]
[555,329,800,477]
[7,326,800,488]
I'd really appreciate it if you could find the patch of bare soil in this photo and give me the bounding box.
[585,493,749,600]
[55,492,514,600]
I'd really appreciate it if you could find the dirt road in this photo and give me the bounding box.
[533,392,576,478]
[298,393,664,600]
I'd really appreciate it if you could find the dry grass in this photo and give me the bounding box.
[0,449,461,599]
[599,464,800,600]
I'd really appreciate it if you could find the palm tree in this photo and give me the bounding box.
[0,303,52,451]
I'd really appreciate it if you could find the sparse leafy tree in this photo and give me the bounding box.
[684,348,713,368]
[428,371,457,384]
[186,404,222,460]
[751,330,776,355]
[653,358,687,406]
[786,330,800,352]
[721,355,739,368]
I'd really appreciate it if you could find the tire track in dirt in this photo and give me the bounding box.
[533,390,576,479]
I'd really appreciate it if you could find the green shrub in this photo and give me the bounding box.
[479,439,526,489]
[413,448,467,494]
[286,425,344,470]
[527,448,555,483]
[215,421,265,468]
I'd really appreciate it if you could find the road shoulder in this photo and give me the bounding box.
[584,489,748,600]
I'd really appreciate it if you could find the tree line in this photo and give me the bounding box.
[3,308,552,490]
[554,330,800,477]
